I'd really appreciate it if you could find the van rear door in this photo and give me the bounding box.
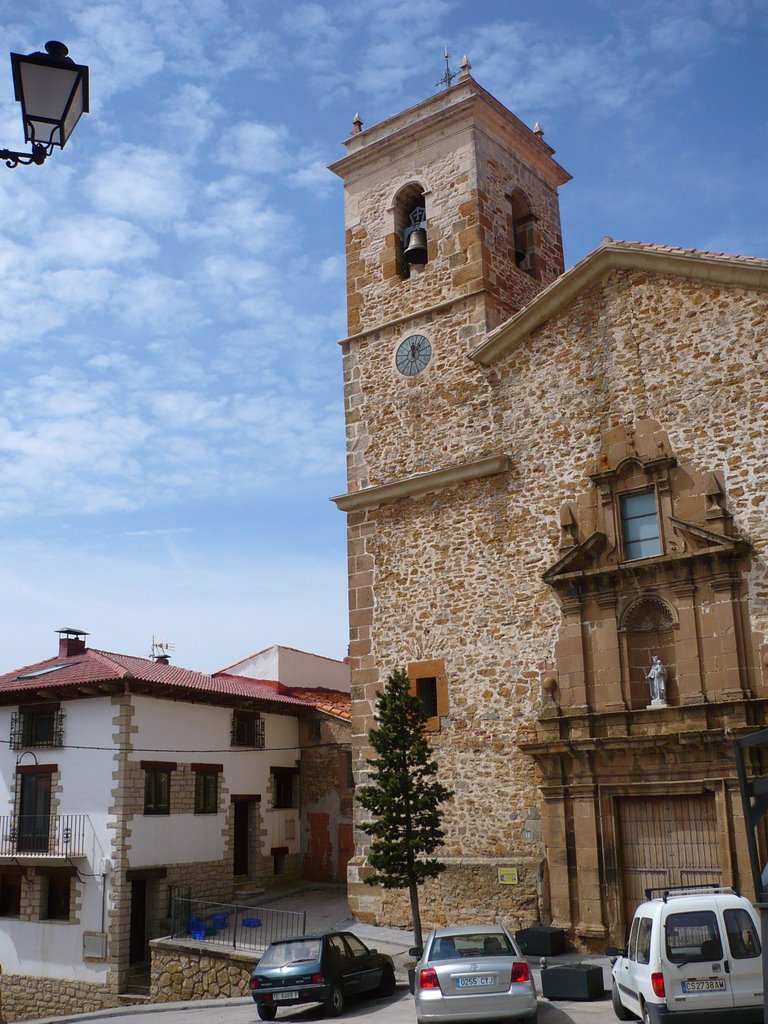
[721,903,762,1009]
[662,909,734,1012]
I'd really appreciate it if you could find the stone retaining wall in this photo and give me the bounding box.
[150,938,258,1002]
[0,974,116,1023]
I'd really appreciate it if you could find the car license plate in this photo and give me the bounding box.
[273,991,299,1000]
[682,979,726,993]
[456,975,495,988]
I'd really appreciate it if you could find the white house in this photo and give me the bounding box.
[0,629,350,1022]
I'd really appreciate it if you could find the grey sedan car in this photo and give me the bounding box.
[411,925,538,1023]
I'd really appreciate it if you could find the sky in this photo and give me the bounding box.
[0,0,765,674]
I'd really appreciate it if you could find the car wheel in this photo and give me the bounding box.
[521,1010,538,1023]
[377,965,396,996]
[612,982,637,1020]
[257,1006,277,1022]
[324,983,345,1017]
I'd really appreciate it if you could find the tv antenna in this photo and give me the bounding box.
[150,635,175,662]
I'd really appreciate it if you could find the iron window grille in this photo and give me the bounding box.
[10,708,64,750]
[231,711,265,748]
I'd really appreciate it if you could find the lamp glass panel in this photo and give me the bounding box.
[18,62,79,143]
[61,85,86,145]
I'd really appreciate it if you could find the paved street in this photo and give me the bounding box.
[32,987,621,1024]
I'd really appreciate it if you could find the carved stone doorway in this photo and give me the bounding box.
[618,794,721,928]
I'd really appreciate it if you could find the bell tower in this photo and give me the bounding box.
[330,61,570,340]
[330,66,571,924]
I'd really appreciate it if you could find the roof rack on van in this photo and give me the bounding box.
[644,884,738,902]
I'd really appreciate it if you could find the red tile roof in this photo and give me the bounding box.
[602,238,768,266]
[0,649,315,709]
[287,688,352,721]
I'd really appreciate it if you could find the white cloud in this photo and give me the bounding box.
[219,121,290,175]
[83,146,191,223]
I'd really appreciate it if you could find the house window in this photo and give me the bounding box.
[407,659,449,731]
[271,767,298,809]
[42,870,72,921]
[0,871,21,916]
[10,705,64,750]
[231,711,265,748]
[621,490,661,560]
[193,765,221,814]
[141,761,175,815]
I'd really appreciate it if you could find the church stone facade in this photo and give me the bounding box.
[330,69,768,947]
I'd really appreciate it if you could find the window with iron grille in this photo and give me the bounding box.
[231,711,265,748]
[10,706,64,750]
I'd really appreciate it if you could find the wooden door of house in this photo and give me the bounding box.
[618,794,721,929]
[233,800,249,877]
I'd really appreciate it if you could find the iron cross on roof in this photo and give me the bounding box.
[435,47,459,89]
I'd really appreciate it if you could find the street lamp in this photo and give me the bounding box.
[1,41,89,168]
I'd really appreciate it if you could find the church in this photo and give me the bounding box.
[330,62,768,948]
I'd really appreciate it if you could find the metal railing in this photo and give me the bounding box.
[0,813,88,857]
[171,895,306,952]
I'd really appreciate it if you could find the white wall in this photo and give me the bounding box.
[0,698,116,981]
[226,644,350,692]
[127,696,301,867]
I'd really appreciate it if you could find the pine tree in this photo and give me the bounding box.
[357,667,453,949]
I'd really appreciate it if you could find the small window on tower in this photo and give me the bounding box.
[407,659,448,732]
[416,677,438,718]
[394,182,428,277]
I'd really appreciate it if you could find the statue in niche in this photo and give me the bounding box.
[647,655,668,707]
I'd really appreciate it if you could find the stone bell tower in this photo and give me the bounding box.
[330,65,571,924]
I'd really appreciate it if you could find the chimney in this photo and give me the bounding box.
[56,626,88,658]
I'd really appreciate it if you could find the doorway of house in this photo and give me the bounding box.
[233,800,250,877]
[18,770,52,853]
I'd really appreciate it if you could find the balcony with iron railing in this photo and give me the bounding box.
[0,813,88,858]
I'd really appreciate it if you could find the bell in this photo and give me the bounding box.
[403,226,428,265]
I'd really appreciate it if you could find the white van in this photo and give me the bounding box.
[609,886,763,1023]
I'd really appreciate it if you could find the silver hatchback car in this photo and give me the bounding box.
[411,925,538,1023]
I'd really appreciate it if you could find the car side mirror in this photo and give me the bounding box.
[409,946,422,958]
[606,945,625,963]
[368,948,378,955]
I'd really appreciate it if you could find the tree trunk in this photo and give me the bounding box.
[409,879,423,950]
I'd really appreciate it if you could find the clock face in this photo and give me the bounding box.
[395,334,432,376]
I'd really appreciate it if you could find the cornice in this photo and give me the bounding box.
[329,78,568,187]
[471,240,768,367]
[330,453,510,512]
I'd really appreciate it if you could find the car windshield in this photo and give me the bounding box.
[259,938,323,967]
[430,932,513,960]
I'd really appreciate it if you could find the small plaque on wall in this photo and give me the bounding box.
[497,866,518,885]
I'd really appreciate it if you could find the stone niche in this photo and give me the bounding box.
[521,418,768,947]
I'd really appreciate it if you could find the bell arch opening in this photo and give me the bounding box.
[508,188,538,279]
[394,182,427,277]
